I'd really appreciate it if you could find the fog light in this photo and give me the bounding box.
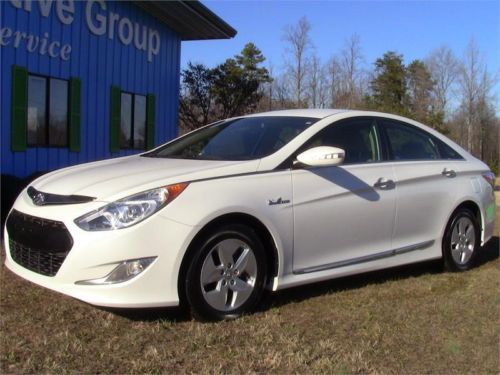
[76,257,156,285]
[127,261,144,276]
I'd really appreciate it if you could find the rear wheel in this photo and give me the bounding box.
[185,224,267,321]
[443,208,479,271]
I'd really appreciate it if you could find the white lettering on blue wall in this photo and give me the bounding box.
[5,0,160,62]
[86,0,107,35]
[86,0,160,62]
[118,17,133,45]
[0,27,72,60]
[9,0,75,24]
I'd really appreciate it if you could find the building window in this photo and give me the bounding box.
[120,92,146,149]
[110,86,155,152]
[27,74,69,147]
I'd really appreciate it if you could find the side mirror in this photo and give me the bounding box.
[296,146,345,167]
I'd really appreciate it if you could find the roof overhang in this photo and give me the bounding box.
[134,1,237,41]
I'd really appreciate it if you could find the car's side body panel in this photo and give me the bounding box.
[390,160,460,251]
[446,159,496,245]
[161,170,295,279]
[291,163,396,272]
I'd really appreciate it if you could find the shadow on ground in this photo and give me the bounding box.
[110,236,499,322]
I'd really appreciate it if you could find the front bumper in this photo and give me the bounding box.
[4,192,197,308]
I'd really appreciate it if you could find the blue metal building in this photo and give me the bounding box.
[0,0,235,226]
[0,0,235,180]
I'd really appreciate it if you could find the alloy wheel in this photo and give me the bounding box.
[450,216,476,265]
[200,238,258,311]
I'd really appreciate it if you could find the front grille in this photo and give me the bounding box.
[6,210,73,276]
[9,239,68,276]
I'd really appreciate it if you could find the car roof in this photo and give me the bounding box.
[244,109,350,119]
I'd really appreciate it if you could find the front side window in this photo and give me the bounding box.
[120,92,147,149]
[145,116,318,160]
[27,75,68,147]
[382,120,440,161]
[301,118,381,164]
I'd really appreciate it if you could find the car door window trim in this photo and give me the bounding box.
[276,116,386,170]
[376,118,465,162]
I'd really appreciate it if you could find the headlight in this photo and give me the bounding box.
[75,183,188,231]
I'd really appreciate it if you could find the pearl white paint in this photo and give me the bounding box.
[4,110,496,308]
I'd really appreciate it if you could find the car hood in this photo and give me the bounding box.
[31,155,260,200]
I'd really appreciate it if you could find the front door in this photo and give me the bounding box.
[291,118,396,273]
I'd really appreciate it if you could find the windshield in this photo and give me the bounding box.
[145,116,318,160]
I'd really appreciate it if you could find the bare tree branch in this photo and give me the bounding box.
[282,16,313,107]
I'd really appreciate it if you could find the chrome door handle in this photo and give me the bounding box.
[374,177,395,190]
[442,168,456,178]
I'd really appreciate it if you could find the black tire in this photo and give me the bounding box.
[443,208,480,272]
[184,224,268,321]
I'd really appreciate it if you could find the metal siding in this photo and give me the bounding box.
[1,1,181,178]
[68,2,81,167]
[14,3,28,177]
[1,2,15,175]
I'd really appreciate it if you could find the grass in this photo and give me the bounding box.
[1,200,499,373]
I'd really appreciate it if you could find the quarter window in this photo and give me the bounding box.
[382,120,440,161]
[434,137,464,160]
[302,118,381,164]
[120,92,147,149]
[27,75,68,147]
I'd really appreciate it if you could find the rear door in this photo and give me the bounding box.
[378,118,461,249]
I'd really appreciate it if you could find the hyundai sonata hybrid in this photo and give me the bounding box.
[4,109,496,320]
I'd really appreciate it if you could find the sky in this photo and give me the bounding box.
[181,0,499,98]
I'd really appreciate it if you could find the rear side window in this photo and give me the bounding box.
[382,120,440,161]
[302,118,381,164]
[433,137,464,160]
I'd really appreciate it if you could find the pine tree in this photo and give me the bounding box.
[368,51,408,116]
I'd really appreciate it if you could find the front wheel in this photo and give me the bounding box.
[185,224,268,321]
[443,208,480,272]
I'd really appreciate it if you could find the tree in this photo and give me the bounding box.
[234,42,270,87]
[340,34,364,108]
[367,51,408,115]
[179,43,271,131]
[425,45,459,116]
[272,73,295,109]
[318,63,330,108]
[407,60,435,122]
[305,54,330,108]
[457,39,493,152]
[179,63,215,132]
[327,56,342,108]
[212,43,271,118]
[264,60,274,111]
[307,54,320,108]
[283,16,313,107]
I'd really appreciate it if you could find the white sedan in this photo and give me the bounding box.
[4,109,496,320]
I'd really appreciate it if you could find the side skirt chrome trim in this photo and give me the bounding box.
[293,240,435,275]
